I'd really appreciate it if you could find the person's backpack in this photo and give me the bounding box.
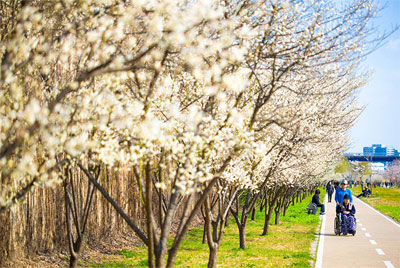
[307,203,317,214]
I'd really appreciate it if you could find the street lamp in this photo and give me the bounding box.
[367,155,372,192]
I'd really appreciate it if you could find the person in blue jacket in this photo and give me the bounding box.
[335,179,353,205]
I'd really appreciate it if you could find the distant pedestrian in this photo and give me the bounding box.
[312,189,325,215]
[334,181,339,190]
[326,181,334,203]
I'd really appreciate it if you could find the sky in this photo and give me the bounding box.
[346,0,400,153]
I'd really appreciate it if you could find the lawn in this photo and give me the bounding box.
[84,191,324,268]
[352,186,400,222]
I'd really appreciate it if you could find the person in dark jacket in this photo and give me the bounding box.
[326,181,334,203]
[357,186,371,198]
[312,189,325,215]
[334,181,339,190]
[336,194,356,235]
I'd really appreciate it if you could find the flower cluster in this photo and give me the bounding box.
[0,0,376,224]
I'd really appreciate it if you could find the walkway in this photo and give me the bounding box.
[316,195,400,268]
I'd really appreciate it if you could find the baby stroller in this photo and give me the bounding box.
[334,213,356,236]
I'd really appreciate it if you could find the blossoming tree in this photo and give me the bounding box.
[0,0,387,268]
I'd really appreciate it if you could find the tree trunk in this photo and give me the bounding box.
[275,211,280,225]
[204,197,225,268]
[145,163,155,268]
[262,206,273,236]
[69,255,78,268]
[212,221,219,242]
[202,224,207,244]
[159,189,163,227]
[207,246,219,268]
[251,207,256,221]
[239,225,246,249]
[166,178,220,268]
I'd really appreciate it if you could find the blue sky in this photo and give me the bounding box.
[347,0,400,153]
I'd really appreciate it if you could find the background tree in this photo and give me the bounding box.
[335,158,351,175]
[384,160,400,186]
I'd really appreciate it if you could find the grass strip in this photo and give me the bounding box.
[86,191,325,268]
[351,186,400,222]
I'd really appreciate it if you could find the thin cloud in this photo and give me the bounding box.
[390,68,400,79]
[387,38,400,51]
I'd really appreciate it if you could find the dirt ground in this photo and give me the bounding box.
[1,215,204,268]
[1,233,142,268]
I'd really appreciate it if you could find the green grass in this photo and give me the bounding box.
[85,191,324,268]
[352,186,400,222]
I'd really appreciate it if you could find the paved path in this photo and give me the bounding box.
[316,195,400,268]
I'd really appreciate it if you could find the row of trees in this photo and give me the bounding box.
[334,157,400,187]
[334,158,371,182]
[0,0,384,267]
[384,160,400,187]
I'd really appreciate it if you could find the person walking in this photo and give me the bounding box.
[335,179,353,206]
[326,181,334,203]
[312,189,325,215]
[334,181,339,190]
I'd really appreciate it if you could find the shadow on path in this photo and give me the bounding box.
[315,233,336,237]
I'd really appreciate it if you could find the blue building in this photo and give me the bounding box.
[363,144,399,157]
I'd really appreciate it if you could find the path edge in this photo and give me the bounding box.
[356,197,400,228]
[314,193,327,268]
